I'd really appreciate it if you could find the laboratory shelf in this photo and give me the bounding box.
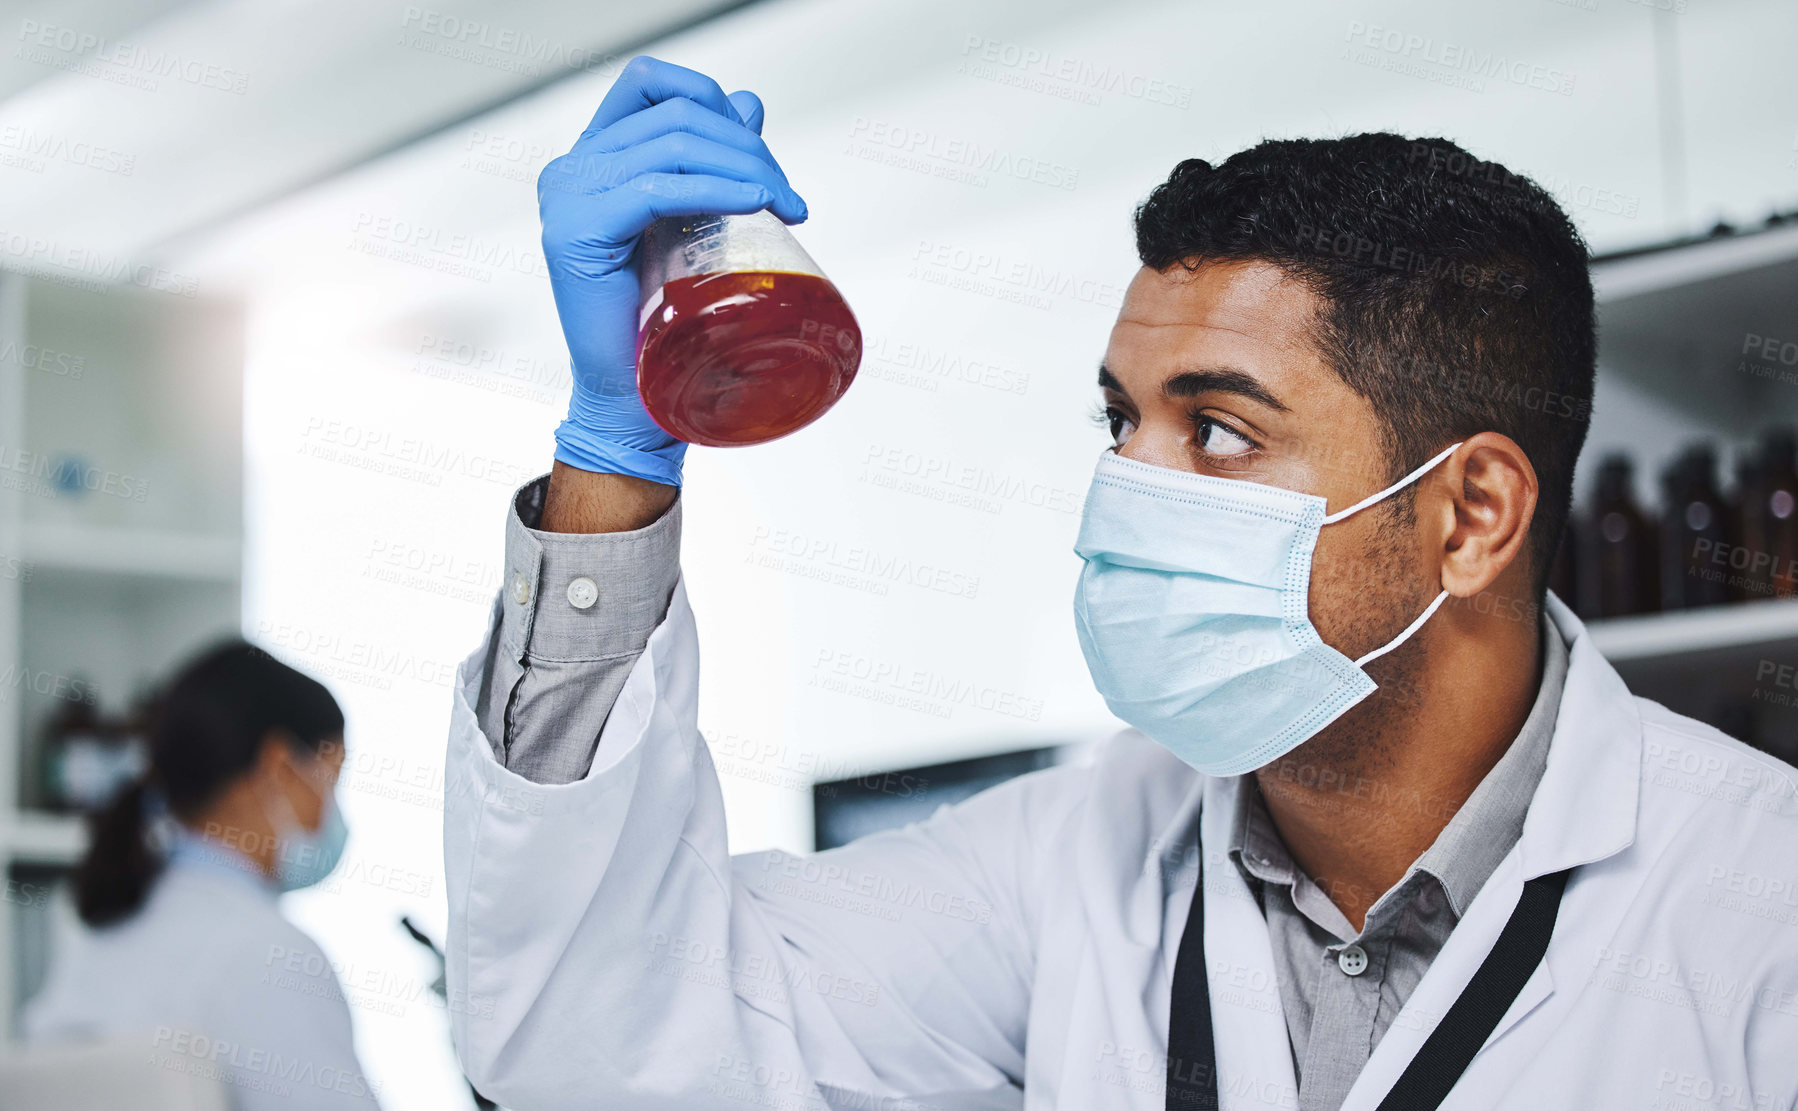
[1585,215,1798,477]
[0,271,244,1035]
[1593,219,1798,301]
[0,811,85,867]
[1587,597,1798,663]
[23,522,241,582]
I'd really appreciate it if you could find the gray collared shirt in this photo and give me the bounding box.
[1228,620,1569,1111]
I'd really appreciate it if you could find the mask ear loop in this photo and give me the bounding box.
[1354,589,1450,667]
[260,748,329,857]
[1316,442,1463,669]
[1321,441,1463,526]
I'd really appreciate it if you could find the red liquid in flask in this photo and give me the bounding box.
[636,270,862,447]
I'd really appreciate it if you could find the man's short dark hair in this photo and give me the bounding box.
[1133,133,1595,592]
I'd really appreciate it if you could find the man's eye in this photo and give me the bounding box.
[1091,404,1137,448]
[1110,409,1138,447]
[1195,415,1255,457]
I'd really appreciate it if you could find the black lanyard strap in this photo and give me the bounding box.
[1373,867,1570,1110]
[1166,835,1571,1111]
[1166,842,1221,1111]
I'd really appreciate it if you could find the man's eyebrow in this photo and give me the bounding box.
[1097,363,1289,412]
[1165,367,1290,412]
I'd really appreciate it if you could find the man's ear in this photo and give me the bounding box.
[1433,433,1538,598]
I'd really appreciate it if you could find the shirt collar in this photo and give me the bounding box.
[1227,611,1571,929]
[167,827,279,896]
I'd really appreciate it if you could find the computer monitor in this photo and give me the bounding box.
[812,746,1064,851]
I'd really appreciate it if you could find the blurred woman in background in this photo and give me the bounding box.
[23,640,380,1110]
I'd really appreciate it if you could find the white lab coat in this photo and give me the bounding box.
[24,850,381,1110]
[444,587,1798,1110]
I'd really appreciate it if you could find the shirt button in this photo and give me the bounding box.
[1338,945,1369,977]
[509,573,531,606]
[566,576,599,609]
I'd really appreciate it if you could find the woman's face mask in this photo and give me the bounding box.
[261,748,349,892]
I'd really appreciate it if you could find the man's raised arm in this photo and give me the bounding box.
[469,45,805,781]
[444,57,1048,1110]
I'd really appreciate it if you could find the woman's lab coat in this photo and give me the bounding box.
[443,587,1798,1110]
[24,842,380,1110]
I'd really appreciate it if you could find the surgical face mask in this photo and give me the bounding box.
[262,756,349,893]
[1072,442,1461,777]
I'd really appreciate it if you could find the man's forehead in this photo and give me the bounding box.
[1114,260,1319,349]
[1106,261,1331,403]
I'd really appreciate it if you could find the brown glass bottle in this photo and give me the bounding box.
[1658,445,1730,611]
[1585,455,1660,618]
[1731,453,1768,602]
[1737,428,1798,601]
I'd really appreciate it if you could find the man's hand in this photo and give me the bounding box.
[539,55,807,532]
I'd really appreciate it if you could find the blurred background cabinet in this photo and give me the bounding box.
[0,271,243,1035]
[1580,218,1798,765]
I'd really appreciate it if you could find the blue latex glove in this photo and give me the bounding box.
[540,56,809,486]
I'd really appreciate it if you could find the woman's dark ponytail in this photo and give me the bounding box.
[68,640,343,927]
[73,780,162,927]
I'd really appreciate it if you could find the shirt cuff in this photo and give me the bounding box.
[498,474,683,665]
[477,474,684,783]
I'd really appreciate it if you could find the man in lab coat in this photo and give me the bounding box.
[443,57,1798,1110]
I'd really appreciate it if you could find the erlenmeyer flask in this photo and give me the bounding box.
[635,211,862,447]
